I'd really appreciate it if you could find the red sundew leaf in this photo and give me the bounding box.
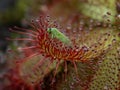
[6,15,120,89]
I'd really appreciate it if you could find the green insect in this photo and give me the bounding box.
[47,28,71,45]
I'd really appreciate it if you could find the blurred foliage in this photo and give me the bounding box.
[79,0,117,23]
[0,0,31,25]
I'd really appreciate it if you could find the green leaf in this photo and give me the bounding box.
[79,0,117,23]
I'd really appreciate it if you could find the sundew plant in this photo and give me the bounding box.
[2,0,120,90]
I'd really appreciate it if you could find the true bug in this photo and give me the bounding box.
[47,28,71,45]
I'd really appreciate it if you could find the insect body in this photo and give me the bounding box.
[47,28,71,45]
